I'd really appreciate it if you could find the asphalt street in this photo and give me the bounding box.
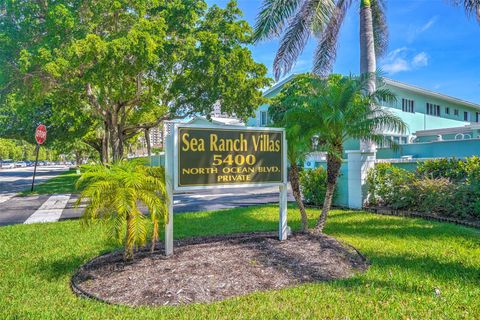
[0,166,293,227]
[0,165,69,201]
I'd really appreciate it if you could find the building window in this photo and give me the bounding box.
[402,98,414,113]
[445,107,450,115]
[464,111,470,122]
[476,112,480,123]
[260,111,268,126]
[454,109,459,116]
[426,103,440,116]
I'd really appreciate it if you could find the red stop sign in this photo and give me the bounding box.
[35,124,47,145]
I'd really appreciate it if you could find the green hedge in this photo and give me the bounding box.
[367,157,480,218]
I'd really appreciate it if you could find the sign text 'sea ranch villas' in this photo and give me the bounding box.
[177,127,285,187]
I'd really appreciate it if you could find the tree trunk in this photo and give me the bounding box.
[145,128,151,158]
[289,163,309,232]
[124,213,134,261]
[74,150,82,166]
[315,150,342,233]
[359,0,376,93]
[102,122,109,163]
[108,109,124,162]
[360,0,377,152]
[151,216,159,253]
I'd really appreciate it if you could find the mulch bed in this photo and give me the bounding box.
[72,232,368,306]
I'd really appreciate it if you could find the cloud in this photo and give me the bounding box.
[381,48,429,75]
[407,16,438,43]
[419,16,437,33]
[412,52,429,67]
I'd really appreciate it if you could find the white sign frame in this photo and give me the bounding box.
[164,122,289,256]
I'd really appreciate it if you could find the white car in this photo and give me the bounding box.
[15,161,27,167]
[0,160,15,169]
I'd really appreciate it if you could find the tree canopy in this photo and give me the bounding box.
[0,0,270,160]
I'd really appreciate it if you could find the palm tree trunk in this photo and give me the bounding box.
[151,217,159,253]
[315,151,342,233]
[124,213,134,261]
[360,0,377,152]
[289,163,308,232]
[360,0,376,93]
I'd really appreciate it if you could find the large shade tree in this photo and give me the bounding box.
[253,0,387,93]
[275,73,406,233]
[0,0,270,161]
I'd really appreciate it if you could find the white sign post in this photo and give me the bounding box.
[163,122,288,256]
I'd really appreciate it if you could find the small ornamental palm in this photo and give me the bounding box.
[76,161,168,260]
[269,108,312,232]
[273,73,407,233]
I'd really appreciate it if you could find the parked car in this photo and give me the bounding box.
[0,160,15,169]
[15,161,27,167]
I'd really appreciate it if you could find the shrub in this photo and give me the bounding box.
[411,177,455,215]
[367,156,480,220]
[299,167,328,206]
[416,158,465,182]
[366,163,415,209]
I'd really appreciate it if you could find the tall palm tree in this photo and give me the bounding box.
[76,161,168,260]
[253,0,388,93]
[279,73,406,233]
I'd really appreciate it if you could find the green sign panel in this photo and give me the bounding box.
[176,126,285,188]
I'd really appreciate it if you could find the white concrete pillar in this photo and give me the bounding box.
[347,150,376,209]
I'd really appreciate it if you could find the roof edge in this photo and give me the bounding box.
[384,78,480,110]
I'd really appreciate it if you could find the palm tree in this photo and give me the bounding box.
[253,0,388,93]
[279,73,406,233]
[268,106,312,232]
[76,161,168,260]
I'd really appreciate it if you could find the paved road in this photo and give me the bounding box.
[0,165,69,193]
[0,167,293,227]
[0,166,69,204]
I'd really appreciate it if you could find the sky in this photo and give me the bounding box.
[208,0,480,104]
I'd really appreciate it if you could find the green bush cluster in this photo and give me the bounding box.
[299,167,328,206]
[367,157,480,218]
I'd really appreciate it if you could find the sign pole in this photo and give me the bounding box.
[31,124,47,192]
[164,122,174,256]
[31,144,40,192]
[279,134,288,240]
[279,184,288,240]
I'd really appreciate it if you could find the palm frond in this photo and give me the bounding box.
[273,0,332,80]
[76,161,168,260]
[312,0,351,77]
[253,0,303,42]
[447,0,480,22]
[371,0,389,57]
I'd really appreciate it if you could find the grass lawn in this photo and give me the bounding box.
[0,205,479,319]
[21,169,80,195]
